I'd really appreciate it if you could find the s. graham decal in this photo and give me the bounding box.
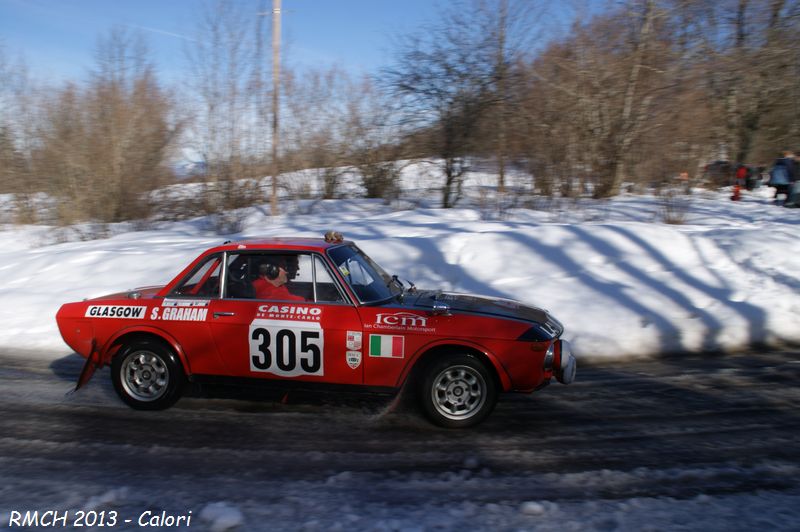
[150,307,208,321]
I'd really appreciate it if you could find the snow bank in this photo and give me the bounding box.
[1,184,798,361]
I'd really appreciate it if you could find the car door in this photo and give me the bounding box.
[207,251,364,385]
[157,252,228,375]
[358,305,440,388]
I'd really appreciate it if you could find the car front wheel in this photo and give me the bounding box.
[419,353,497,428]
[111,340,185,410]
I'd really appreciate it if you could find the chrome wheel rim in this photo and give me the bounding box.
[121,350,169,402]
[431,365,486,420]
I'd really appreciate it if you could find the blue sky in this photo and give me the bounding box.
[0,0,591,84]
[0,0,455,82]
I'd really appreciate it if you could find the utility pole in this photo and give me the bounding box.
[496,0,508,196]
[270,0,281,216]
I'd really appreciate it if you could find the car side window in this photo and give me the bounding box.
[345,258,374,287]
[313,255,345,303]
[225,253,256,299]
[220,252,346,303]
[169,254,222,298]
[225,252,311,301]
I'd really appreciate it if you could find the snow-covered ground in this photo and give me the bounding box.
[0,171,798,360]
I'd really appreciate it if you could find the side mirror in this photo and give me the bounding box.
[430,302,451,316]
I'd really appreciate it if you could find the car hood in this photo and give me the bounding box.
[408,290,562,331]
[89,285,165,301]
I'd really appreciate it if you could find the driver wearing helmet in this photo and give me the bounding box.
[253,259,304,301]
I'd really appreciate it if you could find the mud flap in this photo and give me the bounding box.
[68,341,100,394]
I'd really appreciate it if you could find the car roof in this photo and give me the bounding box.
[210,237,350,253]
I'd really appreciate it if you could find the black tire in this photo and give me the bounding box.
[111,340,185,410]
[418,353,497,428]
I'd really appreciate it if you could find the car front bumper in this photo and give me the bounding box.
[555,339,577,384]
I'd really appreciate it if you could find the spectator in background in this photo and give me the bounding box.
[735,164,748,185]
[786,152,800,207]
[731,164,747,201]
[678,171,691,194]
[768,151,796,205]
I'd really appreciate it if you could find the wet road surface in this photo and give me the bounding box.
[1,350,798,530]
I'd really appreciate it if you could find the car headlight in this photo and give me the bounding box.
[543,342,555,372]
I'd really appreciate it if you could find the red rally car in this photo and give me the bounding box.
[56,232,576,428]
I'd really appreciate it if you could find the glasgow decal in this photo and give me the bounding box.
[85,306,146,319]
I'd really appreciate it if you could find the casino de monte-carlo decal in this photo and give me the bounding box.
[365,312,436,333]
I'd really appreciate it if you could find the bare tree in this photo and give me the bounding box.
[281,67,352,198]
[185,0,265,229]
[279,67,404,201]
[518,0,681,197]
[383,1,554,206]
[35,29,178,226]
[383,1,500,207]
[345,77,406,203]
[680,0,800,165]
[0,44,42,222]
[474,0,544,193]
[0,43,20,195]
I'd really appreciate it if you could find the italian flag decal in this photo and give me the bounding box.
[369,334,405,358]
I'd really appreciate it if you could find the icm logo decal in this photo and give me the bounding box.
[375,312,427,328]
[85,306,147,319]
[376,312,427,327]
[373,312,435,333]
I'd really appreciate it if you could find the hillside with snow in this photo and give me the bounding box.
[0,168,798,360]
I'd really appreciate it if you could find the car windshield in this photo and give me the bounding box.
[327,244,402,304]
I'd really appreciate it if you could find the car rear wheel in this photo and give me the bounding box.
[419,353,497,428]
[111,340,185,410]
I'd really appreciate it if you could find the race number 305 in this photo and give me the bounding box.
[249,319,324,377]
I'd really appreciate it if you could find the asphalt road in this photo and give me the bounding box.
[1,350,798,530]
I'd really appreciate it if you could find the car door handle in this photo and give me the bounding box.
[213,312,236,318]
